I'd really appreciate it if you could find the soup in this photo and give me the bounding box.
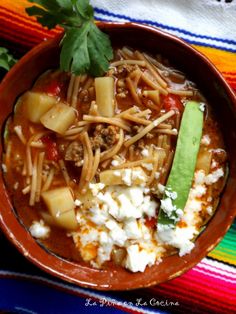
[2,47,227,272]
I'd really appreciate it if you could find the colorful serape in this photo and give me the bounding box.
[0,1,235,313]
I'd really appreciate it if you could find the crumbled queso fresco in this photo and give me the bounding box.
[51,159,224,273]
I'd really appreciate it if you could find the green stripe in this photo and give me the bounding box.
[208,220,236,264]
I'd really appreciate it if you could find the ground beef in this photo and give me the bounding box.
[91,124,118,150]
[64,141,83,164]
[117,65,138,78]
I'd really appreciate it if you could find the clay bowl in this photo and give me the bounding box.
[0,22,236,290]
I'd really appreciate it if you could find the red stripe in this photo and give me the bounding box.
[149,271,236,312]
[150,284,235,314]
[225,77,236,83]
[0,16,53,42]
[148,285,231,314]
[222,71,236,76]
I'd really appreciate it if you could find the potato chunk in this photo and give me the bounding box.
[41,187,77,230]
[40,103,75,135]
[95,77,114,117]
[23,91,56,123]
[100,167,148,186]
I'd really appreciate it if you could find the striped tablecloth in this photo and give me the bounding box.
[0,1,235,313]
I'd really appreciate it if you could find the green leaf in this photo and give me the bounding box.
[26,0,113,76]
[75,0,94,20]
[60,23,91,74]
[87,23,113,76]
[0,47,17,71]
[158,101,204,227]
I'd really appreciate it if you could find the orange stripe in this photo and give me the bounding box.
[0,7,59,39]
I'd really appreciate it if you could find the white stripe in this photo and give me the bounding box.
[0,270,158,314]
[203,258,236,275]
[91,0,236,48]
[94,12,236,52]
[193,267,236,284]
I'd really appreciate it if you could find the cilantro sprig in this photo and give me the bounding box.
[26,0,113,76]
[0,48,17,71]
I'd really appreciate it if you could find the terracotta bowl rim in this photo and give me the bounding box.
[0,21,236,291]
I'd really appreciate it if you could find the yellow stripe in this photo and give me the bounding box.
[193,45,236,74]
[208,251,236,266]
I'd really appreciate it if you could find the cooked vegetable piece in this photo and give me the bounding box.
[162,94,183,112]
[40,103,75,135]
[41,135,59,162]
[41,187,77,230]
[100,167,147,185]
[158,101,203,226]
[95,77,114,117]
[23,91,56,123]
[196,149,212,174]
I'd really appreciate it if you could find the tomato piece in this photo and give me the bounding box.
[144,216,157,229]
[162,94,183,112]
[41,135,59,162]
[43,79,63,96]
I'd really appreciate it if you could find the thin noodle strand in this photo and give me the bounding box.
[35,152,45,202]
[124,110,175,147]
[100,129,124,162]
[42,168,55,192]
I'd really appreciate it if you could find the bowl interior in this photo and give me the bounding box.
[0,22,236,290]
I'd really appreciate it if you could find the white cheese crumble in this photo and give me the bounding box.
[105,220,128,246]
[205,168,224,185]
[206,206,213,215]
[142,163,153,171]
[194,170,205,185]
[157,225,197,256]
[74,199,82,206]
[80,229,99,246]
[201,134,211,146]
[211,160,218,169]
[111,159,120,167]
[29,220,50,239]
[141,148,149,157]
[190,185,206,198]
[123,219,142,239]
[89,204,108,225]
[125,244,156,272]
[122,169,132,186]
[119,168,146,186]
[157,183,165,194]
[199,103,205,112]
[13,182,19,190]
[124,134,131,141]
[89,183,105,196]
[165,189,178,200]
[160,198,183,222]
[2,163,7,173]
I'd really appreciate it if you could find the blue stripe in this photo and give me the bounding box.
[95,15,236,53]
[0,272,169,314]
[0,278,127,314]
[94,7,236,49]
